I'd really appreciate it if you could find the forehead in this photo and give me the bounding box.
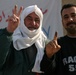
[27,12,39,18]
[62,7,76,16]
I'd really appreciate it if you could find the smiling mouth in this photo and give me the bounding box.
[67,22,76,26]
[69,24,75,26]
[28,27,36,30]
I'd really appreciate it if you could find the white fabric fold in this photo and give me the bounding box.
[13,5,47,73]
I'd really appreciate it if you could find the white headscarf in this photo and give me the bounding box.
[13,5,47,73]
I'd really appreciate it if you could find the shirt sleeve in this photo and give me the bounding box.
[0,28,13,69]
[40,52,56,74]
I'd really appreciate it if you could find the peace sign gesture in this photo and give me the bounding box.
[6,5,23,33]
[45,32,61,58]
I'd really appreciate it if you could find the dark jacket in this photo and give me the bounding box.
[40,35,76,75]
[0,28,42,75]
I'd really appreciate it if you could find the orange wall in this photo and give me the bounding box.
[62,0,76,5]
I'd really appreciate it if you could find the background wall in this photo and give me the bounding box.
[62,0,76,35]
[0,0,63,39]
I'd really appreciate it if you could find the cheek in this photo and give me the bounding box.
[62,19,67,26]
[24,21,29,27]
[36,23,40,28]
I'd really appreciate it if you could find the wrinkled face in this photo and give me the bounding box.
[24,12,40,31]
[62,7,76,35]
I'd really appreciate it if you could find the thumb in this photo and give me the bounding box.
[57,44,61,49]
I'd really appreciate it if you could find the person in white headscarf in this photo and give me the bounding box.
[0,5,48,75]
[13,5,47,73]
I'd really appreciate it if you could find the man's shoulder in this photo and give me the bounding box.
[0,28,13,36]
[58,35,67,40]
[57,35,67,44]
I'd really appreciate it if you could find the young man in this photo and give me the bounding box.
[40,4,76,75]
[0,5,47,75]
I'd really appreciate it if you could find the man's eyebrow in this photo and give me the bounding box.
[71,12,76,14]
[63,14,68,17]
[26,15,31,18]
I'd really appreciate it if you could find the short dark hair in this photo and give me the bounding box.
[61,4,76,15]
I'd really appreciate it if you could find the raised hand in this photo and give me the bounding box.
[6,5,23,33]
[45,32,61,58]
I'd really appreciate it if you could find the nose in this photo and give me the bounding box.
[31,20,36,26]
[68,17,73,22]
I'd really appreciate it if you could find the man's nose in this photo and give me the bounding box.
[68,17,73,22]
[32,20,36,26]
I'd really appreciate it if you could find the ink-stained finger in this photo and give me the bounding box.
[53,32,57,41]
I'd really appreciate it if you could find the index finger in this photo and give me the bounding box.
[12,5,18,15]
[53,31,57,41]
